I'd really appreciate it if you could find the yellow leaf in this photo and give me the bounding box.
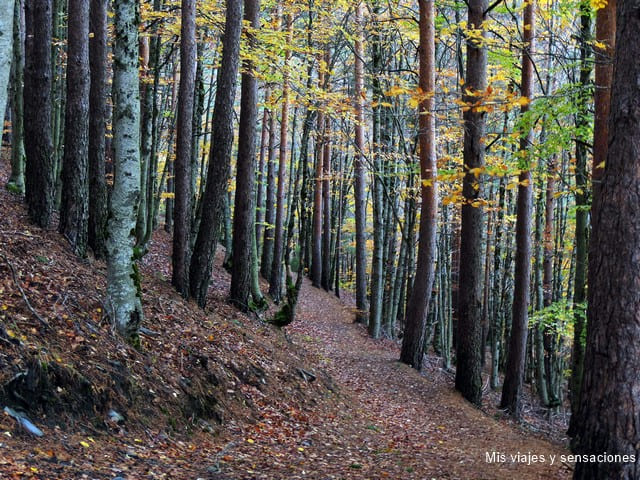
[247,438,255,444]
[80,441,90,448]
[298,447,305,452]
[517,96,530,106]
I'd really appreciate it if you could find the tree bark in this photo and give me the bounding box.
[0,0,14,130]
[88,0,108,259]
[7,0,24,193]
[24,0,54,228]
[353,2,368,324]
[571,1,640,475]
[59,0,90,257]
[172,0,197,297]
[269,13,293,303]
[399,0,437,371]
[499,0,535,418]
[107,0,144,345]
[189,0,242,307]
[230,0,261,311]
[454,0,488,406]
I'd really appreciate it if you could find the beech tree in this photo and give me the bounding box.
[0,0,14,135]
[571,0,640,476]
[106,0,144,345]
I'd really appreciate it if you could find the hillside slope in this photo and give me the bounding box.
[0,156,570,479]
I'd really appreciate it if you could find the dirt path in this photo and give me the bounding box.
[279,281,573,480]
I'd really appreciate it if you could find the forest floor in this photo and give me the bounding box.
[0,150,572,479]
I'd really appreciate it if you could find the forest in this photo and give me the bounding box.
[0,0,638,478]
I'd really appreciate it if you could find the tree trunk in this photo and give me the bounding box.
[500,0,535,418]
[107,0,143,346]
[568,7,592,423]
[24,0,54,228]
[0,0,14,130]
[59,0,90,257]
[230,0,261,311]
[321,61,332,292]
[189,0,242,307]
[454,0,487,406]
[269,14,293,303]
[353,2,368,324]
[88,0,108,259]
[7,0,24,193]
[172,0,197,297]
[571,2,640,475]
[261,106,277,280]
[399,0,437,371]
[311,83,324,288]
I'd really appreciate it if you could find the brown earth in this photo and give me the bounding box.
[0,150,571,479]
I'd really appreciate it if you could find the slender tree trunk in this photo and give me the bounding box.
[269,13,293,302]
[255,89,270,251]
[189,0,242,307]
[321,58,332,291]
[353,2,368,324]
[311,81,324,288]
[88,0,108,258]
[400,0,437,370]
[107,0,143,346]
[230,0,261,311]
[7,0,24,193]
[24,0,54,228]
[569,7,592,423]
[0,0,14,129]
[172,0,197,297]
[59,0,90,256]
[455,0,488,406]
[500,0,535,418]
[261,106,277,279]
[572,2,640,475]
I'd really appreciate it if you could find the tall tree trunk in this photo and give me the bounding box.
[571,2,640,475]
[500,0,535,418]
[255,90,270,252]
[569,7,592,423]
[269,13,293,303]
[172,0,196,297]
[230,0,261,311]
[189,0,242,307]
[591,0,615,215]
[7,0,24,193]
[24,0,54,228]
[353,2,368,324]
[0,0,14,129]
[321,56,332,292]
[261,106,277,279]
[59,0,90,257]
[399,0,437,370]
[454,0,488,406]
[311,78,324,288]
[88,0,108,258]
[107,0,143,346]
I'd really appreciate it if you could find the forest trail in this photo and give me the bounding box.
[273,282,573,479]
